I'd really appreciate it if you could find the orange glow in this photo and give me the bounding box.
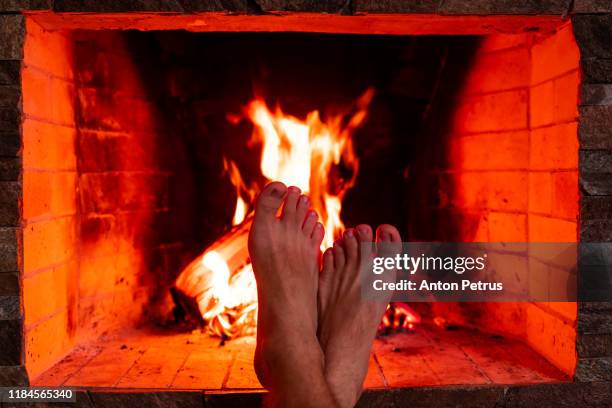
[379,303,422,333]
[175,90,373,338]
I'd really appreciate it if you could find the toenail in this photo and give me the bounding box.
[345,229,354,237]
[300,195,309,204]
[288,186,301,193]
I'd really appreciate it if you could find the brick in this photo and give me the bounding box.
[581,172,612,195]
[528,214,577,241]
[582,58,612,84]
[530,123,579,170]
[574,0,612,12]
[24,20,74,80]
[0,158,20,182]
[355,389,395,408]
[391,386,502,407]
[530,81,554,127]
[579,105,612,149]
[526,303,576,374]
[529,172,552,214]
[89,391,202,408]
[578,333,612,357]
[531,23,580,84]
[449,131,529,170]
[77,89,159,133]
[0,273,18,296]
[0,319,21,365]
[23,217,76,273]
[79,251,141,299]
[21,66,52,121]
[25,309,73,378]
[0,61,20,86]
[581,196,612,220]
[488,212,527,241]
[0,15,25,60]
[0,365,28,386]
[579,308,612,333]
[439,0,571,14]
[580,302,612,312]
[356,0,438,13]
[0,228,19,272]
[257,0,347,12]
[54,0,184,12]
[52,84,75,125]
[78,130,160,173]
[503,382,612,406]
[0,0,51,11]
[178,0,243,12]
[553,71,580,123]
[0,295,19,320]
[0,86,20,109]
[0,182,20,227]
[23,171,77,220]
[462,46,530,95]
[552,171,579,219]
[581,84,612,106]
[575,357,612,381]
[79,172,169,214]
[546,301,577,322]
[22,120,76,170]
[0,107,21,133]
[24,262,72,326]
[0,132,20,157]
[452,90,528,134]
[581,219,612,241]
[572,14,612,59]
[454,171,528,212]
[22,72,75,126]
[580,150,612,173]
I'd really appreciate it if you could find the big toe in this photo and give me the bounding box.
[254,181,287,221]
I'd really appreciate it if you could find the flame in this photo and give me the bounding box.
[176,90,374,339]
[378,302,422,334]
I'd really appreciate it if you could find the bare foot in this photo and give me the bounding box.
[318,224,402,408]
[249,182,331,405]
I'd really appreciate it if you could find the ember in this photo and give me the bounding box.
[378,302,422,335]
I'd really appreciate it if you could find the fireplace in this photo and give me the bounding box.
[1,1,611,406]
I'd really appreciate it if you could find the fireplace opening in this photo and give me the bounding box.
[21,16,579,390]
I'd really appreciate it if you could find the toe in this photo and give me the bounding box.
[296,194,310,224]
[321,247,334,278]
[281,186,301,222]
[311,222,325,247]
[376,224,402,258]
[376,224,401,243]
[302,210,318,236]
[333,241,345,270]
[254,181,287,221]
[356,224,374,260]
[355,224,373,242]
[343,229,358,263]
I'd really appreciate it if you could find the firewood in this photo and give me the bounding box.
[173,216,253,324]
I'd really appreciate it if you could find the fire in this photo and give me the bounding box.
[174,90,374,338]
[379,303,422,334]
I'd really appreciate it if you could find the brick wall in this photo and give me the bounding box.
[430,24,580,376]
[20,24,196,380]
[21,18,78,380]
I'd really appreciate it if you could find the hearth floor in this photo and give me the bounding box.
[33,325,567,389]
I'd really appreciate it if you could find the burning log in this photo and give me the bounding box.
[173,216,257,338]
